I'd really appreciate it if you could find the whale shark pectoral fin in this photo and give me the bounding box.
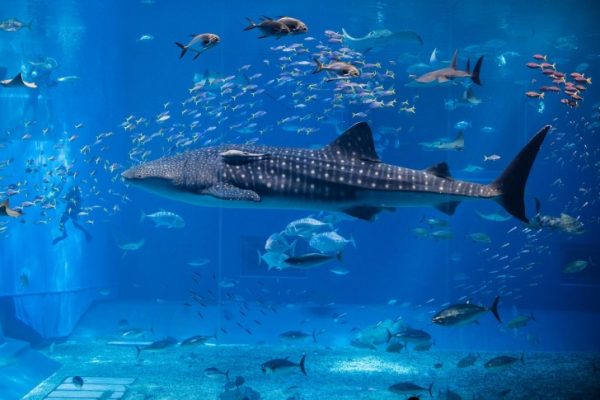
[342,206,393,221]
[434,201,461,215]
[203,183,261,202]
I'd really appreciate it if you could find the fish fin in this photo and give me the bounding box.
[428,382,434,397]
[136,346,141,359]
[490,296,502,323]
[175,42,187,59]
[324,122,380,162]
[140,210,146,222]
[520,352,525,364]
[437,76,450,83]
[341,27,358,41]
[472,56,484,86]
[202,183,260,202]
[243,18,257,31]
[189,33,199,37]
[193,51,201,60]
[256,249,263,266]
[490,125,549,223]
[225,370,230,381]
[385,329,392,343]
[258,35,268,39]
[312,58,323,74]
[299,354,307,376]
[425,162,452,179]
[434,201,460,216]
[336,252,343,263]
[342,206,386,221]
[450,49,458,69]
[312,329,317,343]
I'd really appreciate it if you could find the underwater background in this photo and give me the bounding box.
[0,0,599,399]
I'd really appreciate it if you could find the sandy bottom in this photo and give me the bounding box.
[23,340,600,400]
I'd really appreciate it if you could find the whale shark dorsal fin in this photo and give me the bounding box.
[425,162,452,179]
[325,122,380,162]
[450,50,458,69]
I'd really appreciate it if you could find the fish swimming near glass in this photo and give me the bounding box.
[0,72,37,89]
[122,122,549,223]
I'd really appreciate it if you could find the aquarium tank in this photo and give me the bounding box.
[0,0,599,399]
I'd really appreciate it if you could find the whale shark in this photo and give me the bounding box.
[342,28,423,53]
[122,122,549,223]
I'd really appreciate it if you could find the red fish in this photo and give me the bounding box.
[532,54,547,61]
[526,62,540,69]
[574,76,592,84]
[525,91,544,99]
[571,93,583,101]
[540,62,556,70]
[540,86,561,92]
[561,98,578,108]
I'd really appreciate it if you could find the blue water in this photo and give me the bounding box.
[1,0,599,399]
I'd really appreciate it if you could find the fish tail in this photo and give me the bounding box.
[299,354,307,376]
[350,235,356,248]
[27,20,33,30]
[428,382,434,397]
[312,329,317,343]
[385,328,392,343]
[175,42,187,59]
[135,346,141,359]
[520,352,525,364]
[256,249,263,266]
[225,370,230,381]
[336,251,343,263]
[471,55,484,86]
[312,58,323,74]
[243,18,257,31]
[489,296,502,324]
[530,312,536,321]
[490,125,549,223]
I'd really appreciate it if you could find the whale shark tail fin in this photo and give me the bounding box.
[491,125,550,223]
[471,56,484,86]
